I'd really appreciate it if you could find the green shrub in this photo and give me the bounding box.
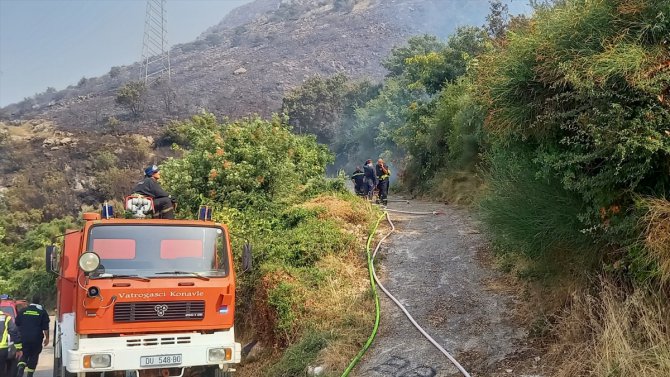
[0,216,77,308]
[476,0,670,252]
[265,331,330,377]
[479,145,597,260]
[161,113,333,214]
[268,282,300,339]
[262,216,353,268]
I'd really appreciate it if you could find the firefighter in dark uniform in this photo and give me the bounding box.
[132,165,175,219]
[15,298,48,377]
[0,311,22,377]
[363,159,377,200]
[351,166,367,196]
[375,158,391,205]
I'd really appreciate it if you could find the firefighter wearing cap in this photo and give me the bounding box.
[375,159,391,205]
[15,297,48,377]
[0,310,22,376]
[131,165,175,219]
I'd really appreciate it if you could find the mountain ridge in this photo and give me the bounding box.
[1,0,495,133]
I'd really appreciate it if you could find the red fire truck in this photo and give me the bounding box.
[48,203,246,377]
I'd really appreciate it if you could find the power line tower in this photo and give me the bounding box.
[140,0,171,83]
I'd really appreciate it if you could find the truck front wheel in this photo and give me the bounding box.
[53,357,75,377]
[203,366,232,377]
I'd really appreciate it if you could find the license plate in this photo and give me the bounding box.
[140,354,182,367]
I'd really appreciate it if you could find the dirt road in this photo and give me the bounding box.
[353,200,541,377]
[34,316,54,377]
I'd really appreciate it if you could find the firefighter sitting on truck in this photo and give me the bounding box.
[131,165,175,219]
[0,311,22,376]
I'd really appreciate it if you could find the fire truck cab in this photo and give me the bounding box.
[47,205,242,377]
[0,294,27,319]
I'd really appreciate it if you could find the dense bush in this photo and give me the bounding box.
[479,145,597,260]
[0,216,77,307]
[320,28,490,191]
[160,113,333,214]
[282,74,350,143]
[475,0,670,274]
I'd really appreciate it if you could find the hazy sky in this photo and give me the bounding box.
[0,0,252,106]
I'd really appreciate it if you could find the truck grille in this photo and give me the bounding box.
[126,336,192,347]
[114,301,205,322]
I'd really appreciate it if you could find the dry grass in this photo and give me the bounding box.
[249,270,299,347]
[494,247,592,321]
[0,120,54,139]
[301,195,373,226]
[307,253,373,371]
[548,279,670,377]
[430,170,484,204]
[237,194,375,376]
[642,198,670,282]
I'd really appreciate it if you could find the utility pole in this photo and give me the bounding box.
[140,0,171,83]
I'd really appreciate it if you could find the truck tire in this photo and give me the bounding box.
[203,366,232,377]
[53,357,75,377]
[53,331,75,377]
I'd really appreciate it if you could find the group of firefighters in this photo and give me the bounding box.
[0,298,50,377]
[351,158,391,205]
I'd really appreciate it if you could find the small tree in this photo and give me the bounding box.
[485,0,510,40]
[115,81,147,118]
[154,79,177,114]
[106,116,121,133]
[281,74,349,143]
[109,66,122,78]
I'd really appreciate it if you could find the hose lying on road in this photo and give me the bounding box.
[340,204,471,377]
[385,199,410,204]
[383,208,444,216]
[339,212,387,377]
[371,212,471,377]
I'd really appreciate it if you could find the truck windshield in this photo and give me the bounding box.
[86,225,229,278]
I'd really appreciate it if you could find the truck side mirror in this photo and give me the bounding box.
[242,242,253,272]
[45,245,58,274]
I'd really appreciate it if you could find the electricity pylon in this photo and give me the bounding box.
[140,0,171,83]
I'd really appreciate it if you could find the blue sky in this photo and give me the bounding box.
[0,0,251,106]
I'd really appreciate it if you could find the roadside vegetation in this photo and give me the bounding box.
[158,113,377,375]
[283,0,670,374]
[0,113,378,376]
[0,122,155,307]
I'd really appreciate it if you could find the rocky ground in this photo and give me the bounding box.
[353,199,547,377]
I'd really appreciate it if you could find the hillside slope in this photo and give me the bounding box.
[1,0,492,133]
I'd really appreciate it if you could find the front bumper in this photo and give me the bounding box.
[66,330,241,373]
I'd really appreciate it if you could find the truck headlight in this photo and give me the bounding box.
[83,354,111,368]
[78,252,101,273]
[208,348,232,362]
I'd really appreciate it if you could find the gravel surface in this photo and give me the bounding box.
[34,316,54,377]
[353,200,532,377]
